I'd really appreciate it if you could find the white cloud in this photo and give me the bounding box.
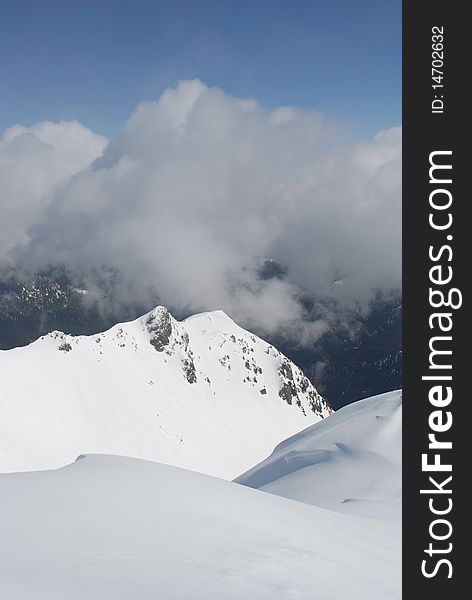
[0,81,401,342]
[0,120,107,259]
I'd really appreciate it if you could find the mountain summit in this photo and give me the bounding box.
[0,306,330,478]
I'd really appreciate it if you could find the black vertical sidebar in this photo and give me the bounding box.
[403,1,466,598]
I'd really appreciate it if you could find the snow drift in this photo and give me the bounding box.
[236,390,402,518]
[0,454,400,600]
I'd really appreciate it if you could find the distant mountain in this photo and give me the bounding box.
[0,274,135,349]
[0,306,330,478]
[279,294,402,409]
[0,274,402,408]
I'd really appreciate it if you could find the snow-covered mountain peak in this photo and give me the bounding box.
[184,308,233,322]
[141,306,197,382]
[0,305,330,478]
[142,305,189,347]
[143,305,176,348]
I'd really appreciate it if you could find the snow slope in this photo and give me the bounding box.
[236,390,402,519]
[0,306,330,478]
[0,454,400,600]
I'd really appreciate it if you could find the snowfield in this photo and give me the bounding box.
[0,306,329,479]
[0,453,400,600]
[236,390,402,519]
[0,304,401,598]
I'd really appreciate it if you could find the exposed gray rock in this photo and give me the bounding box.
[182,358,197,384]
[146,308,173,352]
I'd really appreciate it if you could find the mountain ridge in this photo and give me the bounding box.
[0,274,402,408]
[0,305,330,478]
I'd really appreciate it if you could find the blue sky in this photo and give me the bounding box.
[1,0,400,138]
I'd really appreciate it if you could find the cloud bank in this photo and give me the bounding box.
[0,121,107,258]
[0,80,401,343]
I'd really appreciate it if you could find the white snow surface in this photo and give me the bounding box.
[0,454,400,600]
[0,307,401,598]
[236,390,402,519]
[0,306,329,479]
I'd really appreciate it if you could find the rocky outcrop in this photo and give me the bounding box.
[146,308,173,352]
[278,357,330,417]
[145,307,197,384]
